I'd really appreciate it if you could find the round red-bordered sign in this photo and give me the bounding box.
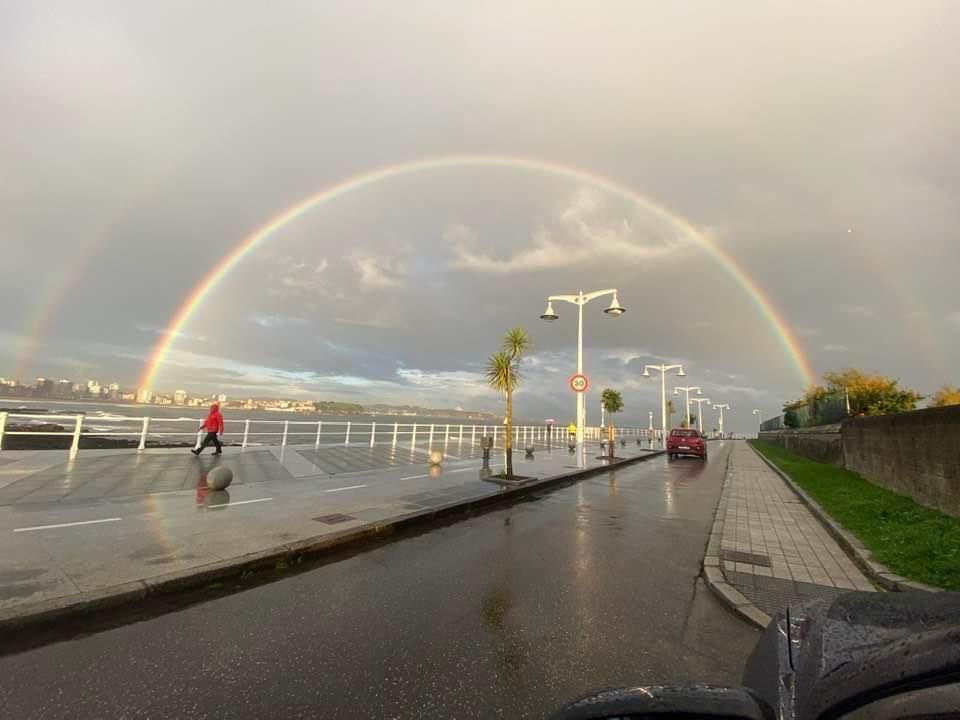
[569,374,589,393]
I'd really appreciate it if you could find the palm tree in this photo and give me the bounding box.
[600,388,624,458]
[666,399,676,430]
[486,327,532,479]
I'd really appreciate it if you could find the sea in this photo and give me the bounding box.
[0,399,513,446]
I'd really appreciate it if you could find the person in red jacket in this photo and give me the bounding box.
[192,403,224,455]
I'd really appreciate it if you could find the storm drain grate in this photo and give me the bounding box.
[313,513,356,525]
[719,549,771,567]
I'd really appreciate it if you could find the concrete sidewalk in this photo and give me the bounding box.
[0,436,661,630]
[706,441,874,624]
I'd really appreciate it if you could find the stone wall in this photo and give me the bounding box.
[758,423,843,465]
[841,405,960,518]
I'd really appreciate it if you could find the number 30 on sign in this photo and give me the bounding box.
[569,374,589,393]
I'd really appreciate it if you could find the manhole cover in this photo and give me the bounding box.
[719,549,771,567]
[313,513,356,525]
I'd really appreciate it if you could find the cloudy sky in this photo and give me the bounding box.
[2,1,958,432]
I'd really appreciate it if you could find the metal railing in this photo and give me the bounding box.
[0,410,653,459]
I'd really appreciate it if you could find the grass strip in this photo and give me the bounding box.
[749,439,960,591]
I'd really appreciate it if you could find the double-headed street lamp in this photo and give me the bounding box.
[673,385,701,428]
[690,396,712,434]
[713,403,731,437]
[540,289,625,453]
[643,363,685,447]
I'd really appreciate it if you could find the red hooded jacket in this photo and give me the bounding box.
[201,403,224,433]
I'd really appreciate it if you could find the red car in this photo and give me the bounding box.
[666,428,707,460]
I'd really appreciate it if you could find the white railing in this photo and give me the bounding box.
[0,410,654,460]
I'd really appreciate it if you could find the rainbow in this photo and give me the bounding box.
[14,164,176,380]
[139,155,817,391]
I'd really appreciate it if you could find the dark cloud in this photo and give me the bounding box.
[3,1,958,433]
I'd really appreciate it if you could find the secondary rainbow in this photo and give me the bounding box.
[139,155,817,391]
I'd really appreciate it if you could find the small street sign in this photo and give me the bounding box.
[569,374,589,393]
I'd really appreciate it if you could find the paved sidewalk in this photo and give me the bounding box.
[715,442,874,617]
[0,436,660,627]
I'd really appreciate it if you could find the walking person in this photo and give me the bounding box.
[192,402,224,455]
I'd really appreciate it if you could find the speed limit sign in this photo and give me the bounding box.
[569,374,589,393]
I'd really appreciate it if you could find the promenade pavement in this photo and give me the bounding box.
[714,442,875,617]
[0,435,660,623]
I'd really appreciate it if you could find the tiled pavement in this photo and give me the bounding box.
[717,442,874,616]
[0,439,659,615]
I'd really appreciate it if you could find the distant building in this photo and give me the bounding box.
[108,383,121,400]
[35,378,54,397]
[216,393,227,404]
[87,380,101,398]
[55,379,74,398]
[120,392,136,401]
[136,389,154,404]
[174,389,188,405]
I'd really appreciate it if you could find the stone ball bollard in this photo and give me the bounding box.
[429,449,444,466]
[207,465,234,490]
[524,445,535,458]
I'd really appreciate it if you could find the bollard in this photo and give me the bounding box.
[315,420,323,449]
[392,422,399,447]
[138,417,150,451]
[242,419,250,450]
[0,411,6,451]
[370,422,376,448]
[282,420,289,448]
[344,422,351,446]
[428,424,435,448]
[70,415,84,460]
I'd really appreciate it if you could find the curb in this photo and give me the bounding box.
[0,449,665,637]
[747,442,940,594]
[701,443,772,629]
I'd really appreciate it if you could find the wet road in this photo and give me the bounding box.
[0,441,759,719]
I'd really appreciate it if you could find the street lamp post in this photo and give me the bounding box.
[690,397,712,434]
[540,289,625,457]
[673,385,702,428]
[647,410,654,448]
[752,409,762,437]
[713,403,731,437]
[643,363,685,448]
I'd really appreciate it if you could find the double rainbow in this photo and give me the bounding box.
[138,155,816,391]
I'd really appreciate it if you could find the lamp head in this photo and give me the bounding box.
[540,300,558,322]
[677,368,686,377]
[603,293,626,317]
[642,368,651,378]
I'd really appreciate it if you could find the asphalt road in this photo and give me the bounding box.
[0,441,759,719]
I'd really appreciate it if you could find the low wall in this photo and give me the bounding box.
[758,423,843,465]
[842,405,960,518]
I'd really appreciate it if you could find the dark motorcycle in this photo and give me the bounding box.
[549,591,960,719]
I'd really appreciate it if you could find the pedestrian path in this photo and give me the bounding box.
[716,442,874,616]
[0,438,660,624]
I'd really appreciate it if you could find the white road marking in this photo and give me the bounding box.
[14,517,122,533]
[206,497,273,509]
[400,473,428,480]
[326,484,367,493]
